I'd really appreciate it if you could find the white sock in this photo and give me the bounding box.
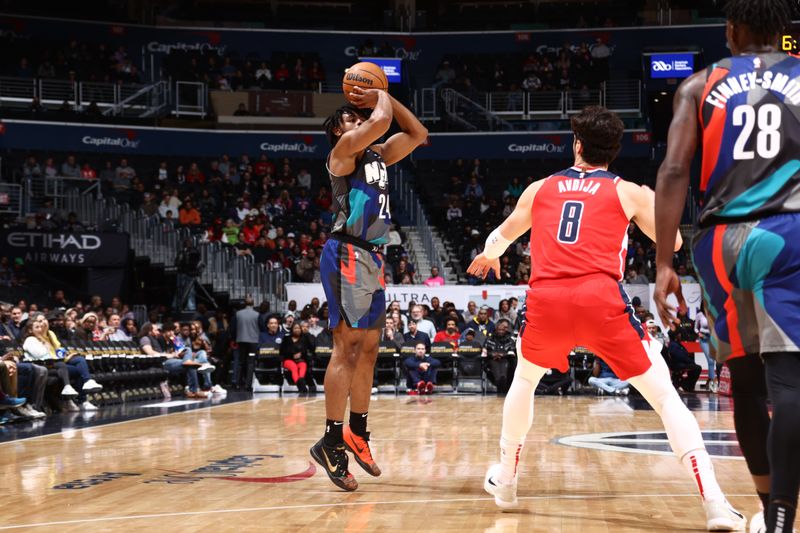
[681,449,725,503]
[629,340,725,503]
[497,342,548,484]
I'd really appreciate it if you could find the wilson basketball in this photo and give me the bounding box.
[342,61,388,102]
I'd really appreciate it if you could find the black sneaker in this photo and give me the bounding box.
[310,438,358,491]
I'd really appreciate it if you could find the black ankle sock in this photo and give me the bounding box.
[350,411,368,436]
[767,501,796,532]
[323,419,343,446]
[757,491,770,512]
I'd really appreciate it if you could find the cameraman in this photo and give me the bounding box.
[174,238,202,312]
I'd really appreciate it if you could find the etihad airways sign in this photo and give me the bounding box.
[0,232,130,267]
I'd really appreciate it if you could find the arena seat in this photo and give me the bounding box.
[253,343,282,393]
[454,341,485,393]
[310,338,333,391]
[376,341,400,393]
[430,342,457,392]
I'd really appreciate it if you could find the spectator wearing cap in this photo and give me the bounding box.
[404,319,431,352]
[424,266,445,287]
[281,312,295,335]
[459,325,487,345]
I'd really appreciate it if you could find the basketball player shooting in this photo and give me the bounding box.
[468,106,745,531]
[654,1,800,531]
[310,75,428,491]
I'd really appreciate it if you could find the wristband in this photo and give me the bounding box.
[483,228,513,259]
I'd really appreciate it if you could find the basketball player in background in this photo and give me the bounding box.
[654,1,799,531]
[469,106,745,531]
[310,86,427,491]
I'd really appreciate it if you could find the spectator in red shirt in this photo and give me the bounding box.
[433,318,461,348]
[254,154,275,177]
[274,63,289,83]
[186,162,205,185]
[240,215,259,245]
[80,162,97,180]
[315,185,332,212]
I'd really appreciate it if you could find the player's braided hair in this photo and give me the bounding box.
[323,105,367,147]
[723,0,796,39]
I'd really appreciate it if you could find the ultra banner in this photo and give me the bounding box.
[0,231,130,267]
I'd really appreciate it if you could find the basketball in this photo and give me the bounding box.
[342,61,388,103]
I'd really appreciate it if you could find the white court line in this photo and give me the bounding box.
[0,397,323,447]
[0,492,758,530]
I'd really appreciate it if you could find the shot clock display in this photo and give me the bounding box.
[782,34,800,57]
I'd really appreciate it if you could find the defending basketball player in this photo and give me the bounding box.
[654,1,800,531]
[469,106,745,531]
[310,85,427,491]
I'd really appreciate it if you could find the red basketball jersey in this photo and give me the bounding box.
[528,167,630,285]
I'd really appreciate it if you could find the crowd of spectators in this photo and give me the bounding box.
[428,158,697,285]
[0,34,140,84]
[166,51,325,92]
[12,151,415,284]
[431,39,612,97]
[0,289,234,424]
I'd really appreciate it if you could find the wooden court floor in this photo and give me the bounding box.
[1,394,756,532]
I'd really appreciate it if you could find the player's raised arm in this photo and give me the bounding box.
[372,94,429,166]
[467,179,544,279]
[331,87,393,162]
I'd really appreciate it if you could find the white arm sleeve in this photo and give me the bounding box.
[483,228,513,260]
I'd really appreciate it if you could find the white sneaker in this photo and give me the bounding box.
[82,379,103,392]
[704,499,746,531]
[484,463,518,510]
[198,363,216,374]
[749,511,765,533]
[710,381,719,393]
[62,399,80,412]
[61,384,79,397]
[81,401,99,411]
[21,405,45,418]
[211,384,226,394]
[371,387,378,394]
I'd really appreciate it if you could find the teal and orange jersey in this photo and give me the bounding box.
[327,148,391,246]
[698,53,800,228]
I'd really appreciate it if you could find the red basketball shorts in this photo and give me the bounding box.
[519,274,651,381]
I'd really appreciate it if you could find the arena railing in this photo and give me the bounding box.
[65,192,292,309]
[175,81,208,118]
[0,76,170,117]
[424,80,642,124]
[390,165,443,275]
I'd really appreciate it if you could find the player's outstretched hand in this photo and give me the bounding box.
[349,86,382,109]
[654,265,686,330]
[467,253,500,280]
